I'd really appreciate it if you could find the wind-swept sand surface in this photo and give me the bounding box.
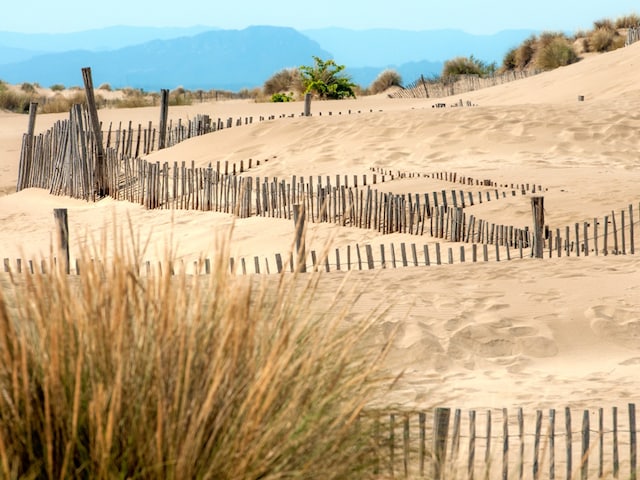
[1,42,640,416]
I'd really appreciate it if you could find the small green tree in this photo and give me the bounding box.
[300,56,356,99]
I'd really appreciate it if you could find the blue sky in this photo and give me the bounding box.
[1,1,638,34]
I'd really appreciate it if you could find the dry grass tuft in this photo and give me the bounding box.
[263,68,304,96]
[588,28,616,52]
[616,13,640,28]
[534,35,579,70]
[369,69,403,94]
[0,231,394,479]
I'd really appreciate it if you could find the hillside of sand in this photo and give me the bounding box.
[1,42,640,419]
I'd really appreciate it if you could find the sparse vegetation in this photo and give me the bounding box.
[300,56,357,100]
[111,88,154,108]
[264,68,302,96]
[98,82,112,91]
[615,13,640,28]
[20,82,37,93]
[0,235,392,479]
[499,12,638,74]
[442,55,496,78]
[588,28,616,52]
[39,91,92,114]
[0,89,32,113]
[50,83,65,92]
[593,17,616,32]
[169,86,192,106]
[271,92,294,102]
[368,69,403,94]
[534,35,578,70]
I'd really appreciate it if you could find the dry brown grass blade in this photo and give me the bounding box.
[0,224,401,479]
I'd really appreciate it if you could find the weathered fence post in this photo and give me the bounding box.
[54,208,70,274]
[158,89,170,150]
[292,204,306,273]
[531,197,544,258]
[630,403,637,480]
[81,67,107,196]
[433,407,451,480]
[304,92,312,116]
[581,410,590,480]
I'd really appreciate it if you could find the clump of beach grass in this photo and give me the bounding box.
[0,232,394,479]
[368,69,403,94]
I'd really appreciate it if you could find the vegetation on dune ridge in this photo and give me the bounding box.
[500,13,638,73]
[368,69,403,95]
[299,56,357,100]
[0,230,398,479]
[0,81,257,114]
[1,11,637,111]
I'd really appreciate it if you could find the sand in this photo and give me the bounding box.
[2,42,640,418]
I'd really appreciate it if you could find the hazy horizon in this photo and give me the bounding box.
[2,1,638,35]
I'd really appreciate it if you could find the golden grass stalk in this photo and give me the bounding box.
[0,230,394,479]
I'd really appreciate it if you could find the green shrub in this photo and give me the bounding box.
[50,84,65,92]
[300,56,357,100]
[0,236,392,479]
[535,36,578,70]
[271,92,294,102]
[98,83,112,91]
[369,69,403,94]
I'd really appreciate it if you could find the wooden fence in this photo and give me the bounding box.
[13,102,640,267]
[390,71,542,100]
[2,238,518,277]
[364,404,640,479]
[627,27,640,46]
[15,103,374,196]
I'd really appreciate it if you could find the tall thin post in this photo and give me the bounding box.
[433,407,451,480]
[304,92,312,116]
[531,197,544,258]
[81,67,107,196]
[630,403,637,480]
[158,89,170,150]
[293,204,306,273]
[54,208,70,274]
[17,101,38,191]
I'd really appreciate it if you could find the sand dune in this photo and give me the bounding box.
[2,42,640,419]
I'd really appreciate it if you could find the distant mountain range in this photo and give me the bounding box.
[0,26,538,91]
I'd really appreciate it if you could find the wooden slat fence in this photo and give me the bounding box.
[0,238,519,277]
[15,104,376,195]
[14,104,640,265]
[627,27,640,46]
[391,71,542,100]
[361,404,640,479]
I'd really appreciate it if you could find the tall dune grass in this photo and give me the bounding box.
[0,236,394,478]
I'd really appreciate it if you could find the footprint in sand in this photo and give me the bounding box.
[586,305,640,349]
